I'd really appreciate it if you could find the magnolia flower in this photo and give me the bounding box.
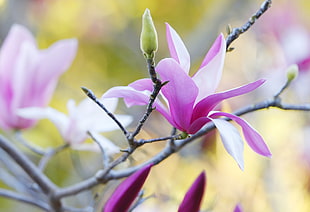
[103,23,271,169]
[0,24,77,130]
[103,164,152,212]
[18,97,132,153]
[178,171,206,212]
[233,204,243,212]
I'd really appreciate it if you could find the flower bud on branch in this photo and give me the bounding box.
[286,64,299,82]
[140,9,158,59]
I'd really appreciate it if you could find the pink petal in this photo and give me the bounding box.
[0,25,36,129]
[128,78,154,92]
[297,56,310,72]
[103,85,151,107]
[102,83,173,126]
[210,112,272,157]
[233,204,243,212]
[165,23,190,74]
[178,171,206,212]
[210,118,245,170]
[103,164,152,212]
[192,34,226,101]
[156,58,198,131]
[187,117,211,134]
[26,39,78,106]
[0,24,36,80]
[5,39,76,129]
[191,79,265,122]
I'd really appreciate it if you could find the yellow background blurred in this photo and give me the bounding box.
[1,0,310,211]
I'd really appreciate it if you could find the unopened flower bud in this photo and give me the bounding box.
[140,9,158,59]
[286,64,299,82]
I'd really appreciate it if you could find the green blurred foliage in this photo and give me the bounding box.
[1,0,310,211]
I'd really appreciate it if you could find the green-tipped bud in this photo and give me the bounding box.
[286,64,299,82]
[140,8,158,59]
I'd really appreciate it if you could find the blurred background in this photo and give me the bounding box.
[1,0,310,211]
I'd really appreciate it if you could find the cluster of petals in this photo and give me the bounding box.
[0,24,77,130]
[19,97,132,153]
[103,23,271,169]
[103,166,243,212]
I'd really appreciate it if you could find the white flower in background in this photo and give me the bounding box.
[18,97,132,155]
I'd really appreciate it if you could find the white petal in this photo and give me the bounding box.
[17,107,69,138]
[210,118,244,170]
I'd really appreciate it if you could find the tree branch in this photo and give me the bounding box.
[0,188,50,211]
[81,87,129,137]
[226,0,272,50]
[0,135,57,194]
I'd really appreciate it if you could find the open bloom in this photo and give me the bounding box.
[0,24,77,130]
[18,97,132,153]
[178,171,206,212]
[103,164,152,212]
[103,23,271,169]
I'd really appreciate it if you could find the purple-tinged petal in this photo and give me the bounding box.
[0,24,36,80]
[210,112,272,157]
[166,23,190,74]
[210,118,244,170]
[103,85,151,107]
[187,117,212,134]
[12,39,78,111]
[233,204,243,212]
[178,171,206,212]
[191,79,265,122]
[297,56,310,72]
[128,78,154,92]
[103,164,152,212]
[192,34,226,101]
[156,58,198,131]
[103,83,175,127]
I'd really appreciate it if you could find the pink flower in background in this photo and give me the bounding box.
[103,164,152,212]
[0,24,77,130]
[18,98,132,153]
[103,23,271,169]
[178,171,206,212]
[258,5,310,72]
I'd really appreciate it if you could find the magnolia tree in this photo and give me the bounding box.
[0,0,308,211]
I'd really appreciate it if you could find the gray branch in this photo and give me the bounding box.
[226,0,272,50]
[0,188,50,211]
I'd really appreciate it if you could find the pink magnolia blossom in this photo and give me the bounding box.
[178,171,206,212]
[0,24,77,130]
[18,98,132,153]
[103,23,271,169]
[103,164,152,212]
[258,4,310,72]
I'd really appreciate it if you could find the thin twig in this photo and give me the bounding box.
[15,131,46,155]
[81,87,129,136]
[226,0,272,50]
[168,127,178,149]
[137,133,182,145]
[130,58,166,139]
[274,80,291,99]
[87,131,109,168]
[38,144,69,171]
[54,149,134,199]
[0,188,50,211]
[0,135,57,194]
